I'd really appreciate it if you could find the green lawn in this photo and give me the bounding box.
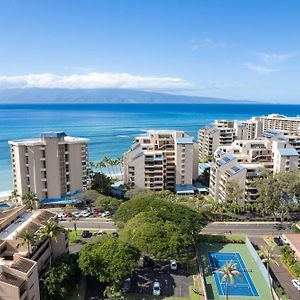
[197,242,273,300]
[68,230,83,245]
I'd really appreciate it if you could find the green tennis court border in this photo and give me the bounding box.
[197,242,273,300]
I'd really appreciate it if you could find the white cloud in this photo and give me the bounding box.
[0,72,193,91]
[256,52,296,64]
[243,63,278,74]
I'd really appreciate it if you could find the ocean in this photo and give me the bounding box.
[1,103,300,192]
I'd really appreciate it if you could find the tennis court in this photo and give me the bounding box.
[197,242,273,299]
[208,252,259,297]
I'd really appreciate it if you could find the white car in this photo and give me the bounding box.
[80,211,90,218]
[101,211,111,217]
[72,211,81,218]
[170,259,178,270]
[292,279,300,290]
[152,281,161,296]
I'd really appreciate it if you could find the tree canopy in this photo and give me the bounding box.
[91,173,112,195]
[114,190,206,237]
[253,170,300,219]
[120,210,191,258]
[78,236,140,284]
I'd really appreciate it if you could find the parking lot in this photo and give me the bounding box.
[131,262,193,298]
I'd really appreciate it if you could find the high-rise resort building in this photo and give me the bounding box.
[9,132,89,203]
[198,117,263,162]
[260,114,300,134]
[123,130,198,194]
[0,206,68,300]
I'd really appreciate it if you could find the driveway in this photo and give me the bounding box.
[131,262,193,298]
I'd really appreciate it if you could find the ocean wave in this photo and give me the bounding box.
[117,135,130,138]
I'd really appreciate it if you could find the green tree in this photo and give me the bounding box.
[8,189,20,204]
[114,191,206,238]
[94,194,121,211]
[19,229,37,258]
[120,211,190,259]
[217,261,240,300]
[253,170,300,220]
[225,181,243,203]
[38,220,64,266]
[41,254,80,300]
[22,192,37,211]
[83,189,100,202]
[91,172,112,195]
[78,236,140,285]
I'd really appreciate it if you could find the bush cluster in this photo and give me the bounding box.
[281,246,300,278]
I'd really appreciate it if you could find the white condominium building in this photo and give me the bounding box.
[198,124,235,162]
[123,130,198,193]
[9,132,89,202]
[260,114,300,134]
[198,117,263,162]
[210,134,300,203]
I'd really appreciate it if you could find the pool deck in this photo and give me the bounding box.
[197,242,273,300]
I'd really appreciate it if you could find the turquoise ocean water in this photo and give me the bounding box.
[1,103,300,192]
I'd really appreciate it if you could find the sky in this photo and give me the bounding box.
[0,0,300,103]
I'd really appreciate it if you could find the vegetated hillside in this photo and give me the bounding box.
[0,88,256,104]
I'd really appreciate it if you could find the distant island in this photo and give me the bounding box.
[0,88,256,104]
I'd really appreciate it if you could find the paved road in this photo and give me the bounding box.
[202,222,292,236]
[59,218,116,230]
[250,236,299,300]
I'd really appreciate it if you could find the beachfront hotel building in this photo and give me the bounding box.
[0,206,68,300]
[260,114,300,134]
[123,130,198,193]
[9,132,89,202]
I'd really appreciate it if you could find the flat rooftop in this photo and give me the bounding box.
[0,212,39,240]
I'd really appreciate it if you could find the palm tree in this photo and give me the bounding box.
[8,189,20,205]
[22,192,37,211]
[102,156,112,178]
[19,229,36,258]
[97,160,106,174]
[259,246,278,300]
[38,220,64,266]
[217,261,240,300]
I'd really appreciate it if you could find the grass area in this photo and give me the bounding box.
[68,230,83,245]
[198,233,245,243]
[197,242,273,300]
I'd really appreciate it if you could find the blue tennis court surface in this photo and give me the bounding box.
[208,252,259,297]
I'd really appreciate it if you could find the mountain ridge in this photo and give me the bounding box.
[0,88,257,104]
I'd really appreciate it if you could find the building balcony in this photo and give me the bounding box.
[40,168,46,171]
[41,178,47,182]
[42,188,48,192]
[40,157,46,161]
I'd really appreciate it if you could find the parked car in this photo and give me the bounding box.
[280,235,289,245]
[80,210,91,218]
[73,211,81,218]
[122,278,131,293]
[96,230,107,236]
[101,211,111,217]
[274,236,284,246]
[112,232,119,238]
[93,208,102,215]
[170,259,178,270]
[292,279,300,290]
[64,211,73,218]
[57,213,66,221]
[152,281,161,296]
[81,230,91,238]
